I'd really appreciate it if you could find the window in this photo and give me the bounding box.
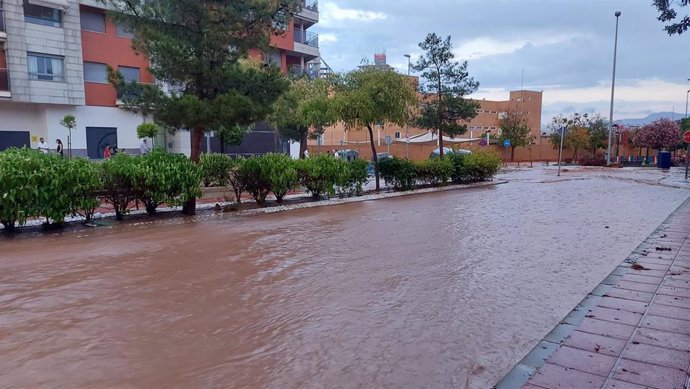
[394,131,401,139]
[27,53,64,81]
[81,10,105,33]
[83,62,108,83]
[24,4,61,27]
[264,50,281,67]
[115,22,134,38]
[118,66,140,82]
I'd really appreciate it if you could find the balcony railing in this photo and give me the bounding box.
[288,64,319,79]
[0,67,9,92]
[294,30,319,48]
[304,0,318,12]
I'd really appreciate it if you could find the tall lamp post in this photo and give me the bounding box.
[685,88,690,118]
[558,126,565,177]
[607,11,622,165]
[404,54,411,76]
[404,54,412,158]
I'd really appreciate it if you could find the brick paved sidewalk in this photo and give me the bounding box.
[497,199,690,389]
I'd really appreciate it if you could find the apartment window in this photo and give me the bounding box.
[27,53,64,81]
[116,22,134,38]
[264,50,281,67]
[84,62,108,83]
[24,4,61,27]
[118,66,140,82]
[394,131,401,139]
[81,10,106,33]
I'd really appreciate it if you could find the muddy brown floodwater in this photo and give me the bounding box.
[0,167,688,389]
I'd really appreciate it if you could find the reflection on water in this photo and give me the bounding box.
[0,167,687,388]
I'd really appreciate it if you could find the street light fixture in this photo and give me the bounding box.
[607,11,622,166]
[404,54,411,76]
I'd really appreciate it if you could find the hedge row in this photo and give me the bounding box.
[0,148,200,231]
[379,150,502,191]
[201,153,369,205]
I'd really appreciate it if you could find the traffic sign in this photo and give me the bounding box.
[683,131,690,143]
[503,139,511,148]
[385,135,393,145]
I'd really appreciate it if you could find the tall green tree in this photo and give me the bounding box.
[330,68,416,191]
[654,0,690,35]
[270,77,332,159]
[413,33,480,157]
[105,0,300,214]
[498,110,532,161]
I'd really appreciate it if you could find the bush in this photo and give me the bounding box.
[462,150,502,182]
[200,153,233,187]
[262,153,298,203]
[100,154,139,220]
[296,154,342,199]
[415,158,453,186]
[345,159,369,196]
[228,157,246,204]
[237,156,273,206]
[136,122,160,139]
[0,149,42,230]
[379,157,417,190]
[135,150,201,215]
[578,152,606,166]
[66,157,101,223]
[447,153,468,184]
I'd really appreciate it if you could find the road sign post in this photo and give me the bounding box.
[385,135,393,155]
[684,131,690,180]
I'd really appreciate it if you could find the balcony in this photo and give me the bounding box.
[288,64,319,79]
[294,30,319,48]
[296,0,318,25]
[0,67,10,98]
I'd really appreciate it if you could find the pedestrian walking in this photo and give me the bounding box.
[140,139,150,155]
[303,148,309,158]
[104,144,112,160]
[37,137,49,153]
[56,139,64,157]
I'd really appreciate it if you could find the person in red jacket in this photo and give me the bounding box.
[103,144,112,160]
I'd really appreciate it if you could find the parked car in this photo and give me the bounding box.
[429,147,472,159]
[335,149,359,162]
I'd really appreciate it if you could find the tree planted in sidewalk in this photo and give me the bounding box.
[498,110,532,161]
[105,0,301,214]
[413,33,480,157]
[271,77,332,159]
[329,68,416,191]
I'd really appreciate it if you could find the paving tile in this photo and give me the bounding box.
[544,323,578,344]
[653,294,690,309]
[635,258,674,266]
[598,297,648,314]
[528,363,606,389]
[657,286,690,298]
[640,315,690,335]
[633,328,690,352]
[604,288,655,303]
[619,341,690,370]
[619,274,664,285]
[612,358,689,389]
[563,330,627,357]
[661,278,690,290]
[546,345,617,377]
[521,341,561,369]
[587,306,643,326]
[647,303,690,321]
[577,317,637,340]
[628,263,671,271]
[627,269,668,278]
[601,379,648,389]
[615,280,658,293]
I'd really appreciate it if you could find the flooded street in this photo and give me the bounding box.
[0,167,688,389]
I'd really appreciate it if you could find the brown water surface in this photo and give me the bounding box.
[0,168,688,388]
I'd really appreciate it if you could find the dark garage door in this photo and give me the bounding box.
[0,131,31,151]
[86,127,117,159]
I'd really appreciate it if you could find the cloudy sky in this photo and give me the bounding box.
[313,0,690,126]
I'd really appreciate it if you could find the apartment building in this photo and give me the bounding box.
[312,89,543,147]
[0,0,322,157]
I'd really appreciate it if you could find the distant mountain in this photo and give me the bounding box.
[615,112,680,127]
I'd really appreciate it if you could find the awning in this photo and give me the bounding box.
[394,131,484,144]
[28,0,69,10]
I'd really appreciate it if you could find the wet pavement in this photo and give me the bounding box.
[505,197,690,389]
[0,167,688,388]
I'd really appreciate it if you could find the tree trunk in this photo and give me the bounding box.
[300,133,308,159]
[183,127,204,215]
[511,146,516,162]
[438,130,444,158]
[367,124,380,192]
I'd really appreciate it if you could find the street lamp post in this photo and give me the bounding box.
[404,54,411,159]
[614,126,621,163]
[558,126,565,177]
[607,11,622,166]
[685,88,690,118]
[404,54,411,76]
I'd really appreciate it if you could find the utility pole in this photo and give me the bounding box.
[607,11,622,165]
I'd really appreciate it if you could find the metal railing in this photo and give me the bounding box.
[0,68,9,92]
[304,0,318,12]
[288,64,319,79]
[294,30,319,47]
